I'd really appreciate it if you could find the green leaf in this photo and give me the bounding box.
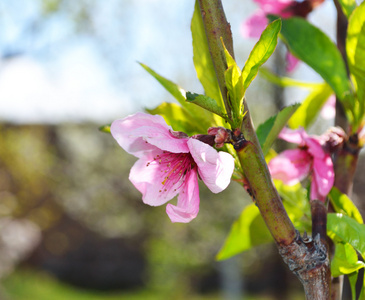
[217,180,310,261]
[359,274,365,300]
[216,203,273,261]
[221,45,245,127]
[347,1,365,128]
[139,62,186,105]
[348,271,359,300]
[146,102,207,135]
[274,180,311,231]
[337,0,357,18]
[191,0,224,110]
[225,65,244,120]
[327,213,365,258]
[139,63,215,126]
[99,124,111,134]
[259,67,324,89]
[256,103,300,156]
[288,83,333,129]
[331,242,365,277]
[329,187,363,224]
[241,19,281,94]
[277,17,354,121]
[186,92,227,120]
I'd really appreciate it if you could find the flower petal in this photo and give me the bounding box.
[278,127,307,145]
[286,51,300,72]
[255,0,293,15]
[305,136,326,159]
[320,95,336,120]
[129,150,182,206]
[241,11,268,38]
[111,112,189,157]
[166,169,200,223]
[188,139,234,193]
[268,149,311,185]
[311,155,334,199]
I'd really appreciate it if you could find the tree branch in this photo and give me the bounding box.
[199,1,331,298]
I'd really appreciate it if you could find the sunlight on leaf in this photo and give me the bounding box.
[216,203,273,261]
[331,242,365,278]
[186,92,227,121]
[99,124,111,134]
[241,19,281,95]
[139,63,215,128]
[329,187,363,224]
[191,0,224,110]
[288,83,333,129]
[337,0,357,18]
[146,102,207,135]
[259,67,324,89]
[256,104,300,156]
[347,1,365,128]
[327,213,365,258]
[276,17,354,124]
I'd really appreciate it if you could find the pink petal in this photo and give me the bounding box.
[285,51,300,72]
[129,150,182,206]
[111,112,190,157]
[241,11,268,38]
[305,136,326,159]
[278,127,308,145]
[310,175,322,201]
[188,139,234,193]
[268,149,312,185]
[166,169,200,223]
[255,0,293,15]
[311,155,334,200]
[320,95,336,120]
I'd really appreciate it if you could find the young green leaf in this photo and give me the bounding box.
[347,1,365,128]
[274,180,311,231]
[186,92,228,121]
[139,62,186,104]
[288,83,333,129]
[259,67,324,89]
[327,213,365,258]
[337,0,357,18]
[277,17,354,121]
[329,187,363,224]
[139,63,215,125]
[348,271,360,300]
[241,19,282,94]
[191,0,224,110]
[99,124,111,133]
[146,102,208,135]
[220,42,246,127]
[256,103,300,156]
[216,203,273,261]
[331,242,365,277]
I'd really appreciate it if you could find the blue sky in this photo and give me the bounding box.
[0,0,337,124]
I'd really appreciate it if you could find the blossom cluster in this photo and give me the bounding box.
[111,112,335,223]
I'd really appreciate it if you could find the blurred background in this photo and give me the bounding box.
[0,0,363,299]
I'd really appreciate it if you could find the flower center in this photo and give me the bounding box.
[146,151,195,193]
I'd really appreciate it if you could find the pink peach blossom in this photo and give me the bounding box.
[111,112,235,223]
[241,0,294,39]
[242,0,325,72]
[320,94,336,120]
[268,127,334,202]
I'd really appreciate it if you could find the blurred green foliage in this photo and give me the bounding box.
[0,123,269,297]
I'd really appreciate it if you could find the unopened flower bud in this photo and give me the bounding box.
[208,127,231,148]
